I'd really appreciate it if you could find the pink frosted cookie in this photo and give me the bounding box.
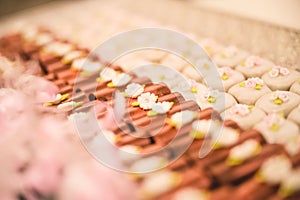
[212,46,248,67]
[290,79,300,95]
[254,113,299,155]
[228,77,271,105]
[217,67,245,91]
[288,105,300,127]
[196,89,237,112]
[235,56,273,78]
[255,91,300,116]
[221,104,266,130]
[199,38,223,56]
[262,66,300,91]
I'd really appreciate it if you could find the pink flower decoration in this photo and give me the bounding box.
[264,112,282,128]
[245,79,257,89]
[230,104,250,116]
[280,67,290,76]
[245,56,262,67]
[269,66,290,77]
[219,67,233,76]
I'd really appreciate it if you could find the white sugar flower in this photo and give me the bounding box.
[57,101,83,112]
[170,110,197,128]
[259,155,292,184]
[173,188,208,200]
[280,170,300,197]
[141,171,181,197]
[152,102,173,114]
[82,60,102,72]
[190,120,212,139]
[125,83,144,98]
[215,127,239,147]
[43,42,73,56]
[62,51,85,64]
[228,140,261,165]
[112,73,131,87]
[137,92,158,110]
[100,68,117,82]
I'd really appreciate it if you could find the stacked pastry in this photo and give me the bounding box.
[0,27,300,200]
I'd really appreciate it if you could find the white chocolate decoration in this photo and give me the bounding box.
[214,127,239,148]
[43,42,73,56]
[137,92,158,110]
[262,66,300,91]
[227,140,261,165]
[255,91,300,116]
[172,188,208,200]
[111,73,131,87]
[279,169,300,197]
[125,83,144,98]
[141,171,181,198]
[99,68,117,82]
[258,155,292,184]
[169,110,197,128]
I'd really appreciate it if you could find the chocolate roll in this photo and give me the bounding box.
[47,61,69,73]
[143,83,171,97]
[168,100,199,115]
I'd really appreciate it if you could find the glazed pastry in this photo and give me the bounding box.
[288,105,300,127]
[196,88,237,112]
[221,104,266,130]
[228,77,271,105]
[262,66,300,90]
[235,56,274,78]
[212,46,248,67]
[290,79,300,95]
[217,67,245,91]
[255,90,300,116]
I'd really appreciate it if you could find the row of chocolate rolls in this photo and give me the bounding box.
[0,27,299,200]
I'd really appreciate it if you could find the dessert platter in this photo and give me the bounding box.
[0,1,299,200]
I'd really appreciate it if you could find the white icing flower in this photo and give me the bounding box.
[137,92,158,110]
[228,140,261,164]
[62,51,85,64]
[141,171,181,197]
[131,156,167,172]
[57,101,82,112]
[44,93,69,106]
[229,104,251,117]
[152,102,172,114]
[280,170,300,197]
[245,56,262,68]
[34,33,53,45]
[218,67,233,80]
[259,155,292,184]
[100,68,117,82]
[125,83,144,98]
[215,127,239,147]
[200,89,219,103]
[68,112,88,122]
[43,42,73,56]
[269,66,290,77]
[112,73,131,87]
[170,110,197,128]
[190,120,212,139]
[173,188,208,200]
